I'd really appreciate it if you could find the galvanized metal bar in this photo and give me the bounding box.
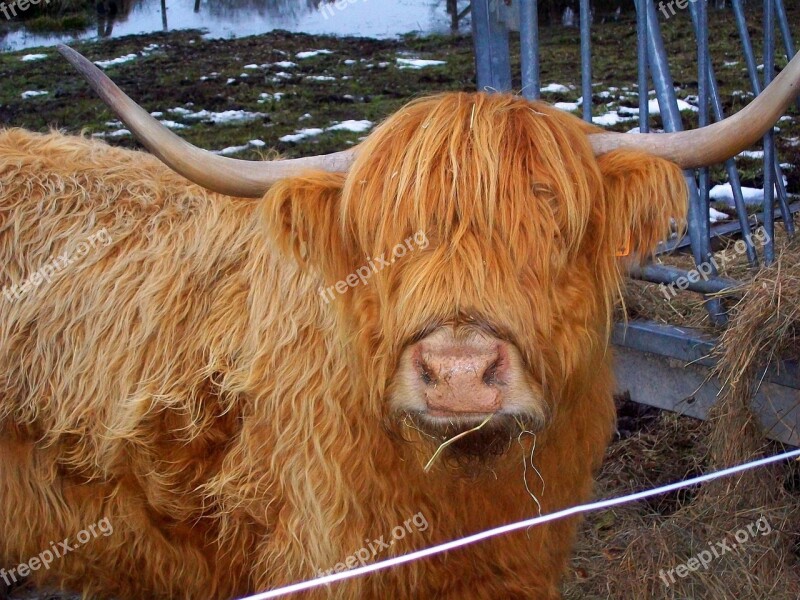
[519,0,540,100]
[580,0,592,122]
[612,321,800,390]
[774,0,800,111]
[613,339,800,446]
[763,0,776,264]
[771,0,797,237]
[645,0,707,261]
[664,201,800,253]
[628,264,739,295]
[731,0,761,92]
[688,2,758,265]
[636,0,649,133]
[645,0,725,323]
[731,0,794,239]
[471,0,512,93]
[696,0,711,245]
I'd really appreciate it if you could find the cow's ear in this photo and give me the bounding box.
[263,171,351,274]
[596,149,687,264]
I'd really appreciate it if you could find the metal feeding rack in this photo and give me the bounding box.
[469,0,800,445]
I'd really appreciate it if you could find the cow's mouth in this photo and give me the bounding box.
[387,325,550,466]
[391,409,546,463]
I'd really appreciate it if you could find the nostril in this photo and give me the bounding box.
[482,358,499,386]
[417,359,436,386]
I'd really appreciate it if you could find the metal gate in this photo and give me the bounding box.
[470,0,800,445]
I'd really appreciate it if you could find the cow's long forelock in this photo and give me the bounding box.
[335,93,615,408]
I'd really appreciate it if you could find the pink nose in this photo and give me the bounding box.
[416,341,506,415]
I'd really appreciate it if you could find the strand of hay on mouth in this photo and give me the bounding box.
[565,236,800,600]
[423,414,493,472]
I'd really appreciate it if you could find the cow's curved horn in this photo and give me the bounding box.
[57,45,356,198]
[589,50,800,168]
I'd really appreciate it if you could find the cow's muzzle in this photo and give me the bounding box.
[389,326,549,441]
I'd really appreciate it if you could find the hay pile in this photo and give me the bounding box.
[566,226,800,599]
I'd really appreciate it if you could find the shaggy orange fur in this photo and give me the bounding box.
[0,92,686,599]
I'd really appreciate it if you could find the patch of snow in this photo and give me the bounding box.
[168,107,265,125]
[396,58,446,69]
[709,207,729,223]
[780,163,792,169]
[21,54,47,62]
[344,59,357,65]
[243,64,259,70]
[592,111,638,126]
[272,72,293,80]
[150,111,164,118]
[258,92,284,103]
[142,44,160,53]
[21,90,48,99]
[737,150,764,160]
[554,98,582,112]
[299,113,313,121]
[191,110,265,124]
[239,73,250,78]
[377,62,389,68]
[279,128,324,143]
[305,75,336,82]
[540,83,570,94]
[626,126,664,134]
[272,61,297,68]
[296,50,333,59]
[159,120,187,129]
[94,54,138,69]
[327,119,373,133]
[214,139,267,156]
[617,98,697,115]
[200,72,219,81]
[723,60,739,67]
[216,144,250,156]
[226,78,236,85]
[93,129,131,138]
[710,177,788,205]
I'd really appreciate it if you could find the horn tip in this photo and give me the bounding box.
[56,44,77,60]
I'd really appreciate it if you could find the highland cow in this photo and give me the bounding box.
[0,47,798,599]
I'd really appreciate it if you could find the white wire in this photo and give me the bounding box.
[239,448,800,600]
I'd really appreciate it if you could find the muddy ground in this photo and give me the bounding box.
[1,4,800,599]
